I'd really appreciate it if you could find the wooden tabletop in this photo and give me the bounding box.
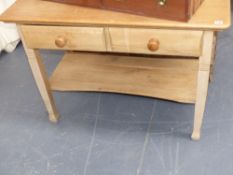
[0,0,231,30]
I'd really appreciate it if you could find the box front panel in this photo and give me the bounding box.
[103,0,188,21]
[46,0,189,21]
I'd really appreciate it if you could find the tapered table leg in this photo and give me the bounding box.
[19,26,59,122]
[192,31,214,140]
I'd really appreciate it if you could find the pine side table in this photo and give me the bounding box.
[0,0,231,140]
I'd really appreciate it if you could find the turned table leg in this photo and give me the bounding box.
[192,31,214,140]
[19,27,59,122]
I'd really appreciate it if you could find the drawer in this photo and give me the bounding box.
[47,0,204,21]
[103,0,188,21]
[108,28,203,57]
[20,25,106,51]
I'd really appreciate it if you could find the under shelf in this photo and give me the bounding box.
[50,52,198,103]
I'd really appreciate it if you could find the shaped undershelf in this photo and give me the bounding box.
[50,52,198,103]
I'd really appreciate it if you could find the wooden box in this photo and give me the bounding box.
[46,0,204,21]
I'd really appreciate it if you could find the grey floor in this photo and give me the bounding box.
[1,17,233,175]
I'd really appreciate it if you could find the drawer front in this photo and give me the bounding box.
[46,0,189,21]
[20,25,106,51]
[103,0,188,21]
[108,28,203,57]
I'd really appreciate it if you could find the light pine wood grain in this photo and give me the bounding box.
[50,52,198,103]
[191,31,214,140]
[108,28,203,57]
[20,25,106,51]
[21,25,203,56]
[0,0,230,30]
[19,26,59,122]
[4,0,229,140]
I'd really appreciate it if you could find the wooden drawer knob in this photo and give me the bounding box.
[55,36,67,48]
[147,39,160,52]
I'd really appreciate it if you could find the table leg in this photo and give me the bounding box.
[19,28,59,122]
[191,31,214,140]
[209,33,217,82]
